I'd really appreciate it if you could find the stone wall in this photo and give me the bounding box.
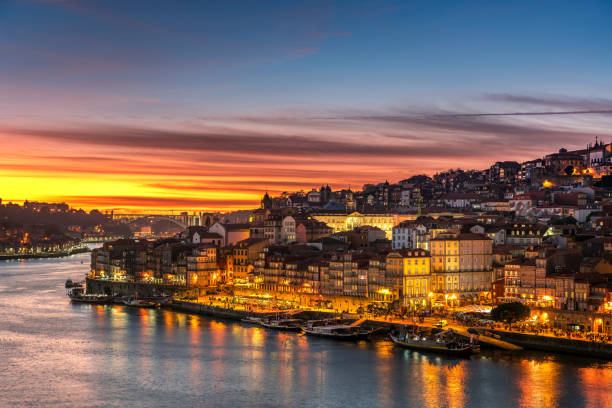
[492,330,612,359]
[86,278,193,298]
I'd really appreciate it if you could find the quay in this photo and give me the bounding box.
[84,278,610,358]
[490,329,612,359]
[86,277,192,298]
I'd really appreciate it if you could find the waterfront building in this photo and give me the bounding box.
[150,240,192,285]
[90,239,149,281]
[385,249,431,309]
[228,238,268,283]
[186,245,219,287]
[430,232,494,304]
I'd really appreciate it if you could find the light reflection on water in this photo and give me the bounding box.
[1,251,611,408]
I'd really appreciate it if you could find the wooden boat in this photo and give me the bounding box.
[302,323,376,340]
[241,316,266,324]
[259,318,304,332]
[389,330,480,357]
[70,296,114,305]
[68,288,113,305]
[122,298,156,308]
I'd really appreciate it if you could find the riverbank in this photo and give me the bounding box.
[85,278,612,358]
[0,246,90,261]
[169,300,524,351]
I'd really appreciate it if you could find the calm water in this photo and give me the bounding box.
[1,250,611,408]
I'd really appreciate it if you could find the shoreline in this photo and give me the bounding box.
[171,301,612,358]
[0,246,90,261]
[84,277,612,359]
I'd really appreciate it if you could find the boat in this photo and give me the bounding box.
[241,316,267,324]
[67,287,113,304]
[259,318,304,332]
[153,296,173,306]
[122,298,156,308]
[302,321,377,340]
[389,328,480,357]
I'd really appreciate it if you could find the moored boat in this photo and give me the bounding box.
[69,295,114,305]
[259,318,304,332]
[241,316,266,324]
[389,328,480,357]
[302,321,377,340]
[67,287,113,304]
[122,298,156,308]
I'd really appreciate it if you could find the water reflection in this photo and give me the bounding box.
[578,366,612,408]
[1,252,612,408]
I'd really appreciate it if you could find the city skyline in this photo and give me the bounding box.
[2,0,612,211]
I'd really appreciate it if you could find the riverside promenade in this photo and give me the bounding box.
[84,278,611,358]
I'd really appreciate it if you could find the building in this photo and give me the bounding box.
[280,216,297,244]
[392,218,461,250]
[430,232,494,304]
[187,245,219,287]
[90,239,149,281]
[264,216,282,244]
[312,211,395,239]
[295,219,333,243]
[506,223,547,246]
[386,249,431,309]
[439,193,481,208]
[229,238,268,283]
[208,222,251,246]
[181,226,223,245]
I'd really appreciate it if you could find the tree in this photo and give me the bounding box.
[490,302,530,328]
[564,165,574,176]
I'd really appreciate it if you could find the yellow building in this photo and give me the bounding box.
[386,249,431,309]
[230,238,268,283]
[312,212,395,238]
[430,232,493,304]
[313,211,470,240]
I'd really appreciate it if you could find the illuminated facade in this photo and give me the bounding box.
[312,212,395,238]
[386,249,431,309]
[187,246,219,287]
[430,233,493,303]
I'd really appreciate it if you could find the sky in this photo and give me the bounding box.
[1,0,612,213]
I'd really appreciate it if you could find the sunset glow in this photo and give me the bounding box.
[1,1,611,211]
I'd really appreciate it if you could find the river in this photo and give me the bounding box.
[1,248,611,408]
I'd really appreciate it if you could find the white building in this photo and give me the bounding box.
[281,216,297,244]
[392,223,427,250]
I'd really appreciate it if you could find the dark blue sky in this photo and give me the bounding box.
[3,0,611,117]
[1,0,612,210]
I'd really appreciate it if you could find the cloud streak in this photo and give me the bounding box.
[3,93,611,211]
